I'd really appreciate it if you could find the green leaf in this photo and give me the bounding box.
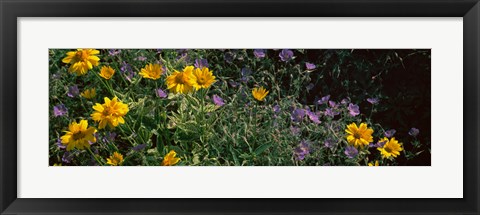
[253,144,272,156]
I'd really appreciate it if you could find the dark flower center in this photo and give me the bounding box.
[72,131,86,140]
[384,146,393,153]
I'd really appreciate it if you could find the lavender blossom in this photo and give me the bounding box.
[291,108,306,123]
[279,49,294,62]
[367,97,380,105]
[273,104,281,114]
[409,128,420,137]
[344,146,358,159]
[62,151,73,163]
[135,56,147,61]
[240,67,252,83]
[325,108,340,118]
[56,138,66,149]
[305,62,316,70]
[108,49,121,56]
[224,52,234,63]
[228,80,239,88]
[290,126,301,136]
[176,49,188,59]
[341,97,351,105]
[384,129,396,138]
[212,95,225,107]
[348,103,360,116]
[120,61,135,81]
[155,88,168,98]
[375,140,387,148]
[102,132,117,143]
[253,49,266,58]
[306,83,314,91]
[53,104,68,117]
[324,138,336,149]
[132,144,147,151]
[294,140,310,161]
[194,59,209,69]
[328,101,337,108]
[67,85,80,98]
[317,95,330,105]
[306,109,321,124]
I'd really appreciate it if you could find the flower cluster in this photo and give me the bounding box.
[50,49,428,166]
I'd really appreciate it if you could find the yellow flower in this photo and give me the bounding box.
[189,67,216,90]
[62,49,100,75]
[81,88,96,99]
[377,137,403,159]
[345,122,374,148]
[139,63,163,80]
[91,97,129,129]
[99,65,115,80]
[60,119,97,151]
[106,152,124,166]
[161,150,180,166]
[252,86,269,101]
[166,66,194,94]
[368,160,379,166]
[53,163,62,166]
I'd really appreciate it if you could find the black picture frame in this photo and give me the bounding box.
[1,0,478,214]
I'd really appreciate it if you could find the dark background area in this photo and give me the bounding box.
[302,49,431,165]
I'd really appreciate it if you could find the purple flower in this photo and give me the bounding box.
[317,95,330,105]
[120,61,135,81]
[135,56,147,61]
[325,108,340,117]
[176,49,188,59]
[120,61,132,73]
[53,104,68,117]
[229,80,239,88]
[328,101,337,108]
[344,146,358,159]
[367,97,379,105]
[156,49,163,54]
[375,140,387,148]
[253,49,266,58]
[102,132,117,143]
[194,59,209,69]
[291,108,306,123]
[67,85,79,98]
[294,140,310,161]
[240,67,252,82]
[306,109,321,124]
[212,95,225,107]
[306,83,314,91]
[324,138,336,149]
[62,151,73,163]
[273,104,281,113]
[348,103,360,116]
[290,126,301,135]
[279,49,294,62]
[132,144,147,151]
[224,52,234,63]
[56,138,66,149]
[155,88,168,98]
[384,129,396,138]
[305,62,316,70]
[341,97,351,105]
[409,128,420,137]
[108,49,121,56]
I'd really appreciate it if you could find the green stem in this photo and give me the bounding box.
[93,72,115,97]
[87,147,104,166]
